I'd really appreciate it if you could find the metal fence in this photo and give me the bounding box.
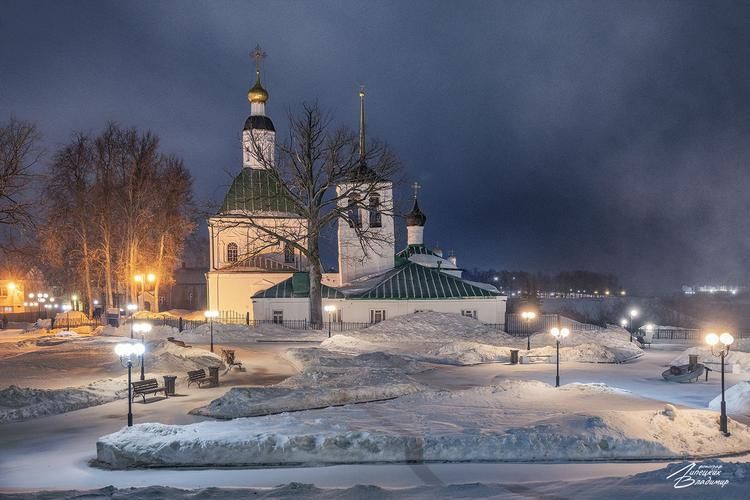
[504,313,603,336]
[649,328,750,343]
[155,316,372,333]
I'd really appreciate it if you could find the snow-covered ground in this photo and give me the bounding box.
[710,381,750,417]
[97,378,750,468]
[671,338,750,372]
[4,459,749,499]
[193,349,426,418]
[320,313,641,364]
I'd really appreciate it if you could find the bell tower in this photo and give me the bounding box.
[242,45,275,169]
[337,88,395,285]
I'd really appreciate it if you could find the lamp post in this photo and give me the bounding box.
[62,304,72,330]
[204,310,219,353]
[628,308,639,342]
[126,304,137,338]
[324,304,336,338]
[114,342,145,427]
[132,323,152,381]
[550,327,570,387]
[521,311,537,350]
[706,332,734,436]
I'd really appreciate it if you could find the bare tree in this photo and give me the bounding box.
[232,102,400,326]
[0,117,41,229]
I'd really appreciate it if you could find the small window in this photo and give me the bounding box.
[370,309,386,324]
[368,195,382,228]
[348,197,361,228]
[461,310,477,320]
[283,243,294,264]
[272,310,284,324]
[0,286,7,298]
[227,242,238,263]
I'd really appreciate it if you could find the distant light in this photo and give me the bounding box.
[126,304,137,312]
[629,309,638,318]
[204,310,219,319]
[324,304,336,313]
[93,300,99,305]
[620,318,627,327]
[7,282,16,291]
[147,273,156,283]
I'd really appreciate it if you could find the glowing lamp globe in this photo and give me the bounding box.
[560,328,570,338]
[550,327,560,338]
[719,333,734,346]
[132,343,145,356]
[705,333,719,346]
[115,343,132,357]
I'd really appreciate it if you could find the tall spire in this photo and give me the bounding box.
[359,86,366,161]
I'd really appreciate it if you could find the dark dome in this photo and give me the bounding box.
[406,198,427,226]
[244,115,275,132]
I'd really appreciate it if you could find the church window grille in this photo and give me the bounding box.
[370,309,386,324]
[272,310,284,324]
[347,197,361,228]
[283,243,294,264]
[227,243,239,263]
[368,195,381,228]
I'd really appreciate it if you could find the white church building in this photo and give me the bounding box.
[206,51,506,327]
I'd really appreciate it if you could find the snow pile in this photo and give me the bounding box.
[709,381,750,416]
[193,349,425,418]
[98,379,750,467]
[0,378,128,424]
[320,314,639,364]
[671,343,750,372]
[145,340,225,374]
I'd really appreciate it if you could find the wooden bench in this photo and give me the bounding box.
[167,337,192,348]
[635,336,652,349]
[520,354,554,364]
[187,368,213,388]
[221,349,244,371]
[131,378,167,403]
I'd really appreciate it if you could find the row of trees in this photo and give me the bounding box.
[40,124,195,314]
[465,269,621,296]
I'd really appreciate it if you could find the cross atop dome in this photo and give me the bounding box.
[411,181,421,199]
[248,45,269,105]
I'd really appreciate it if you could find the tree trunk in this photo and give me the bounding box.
[307,230,323,328]
[103,231,114,308]
[82,236,94,318]
[153,233,165,313]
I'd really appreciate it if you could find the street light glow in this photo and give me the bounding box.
[126,304,137,312]
[147,273,156,283]
[705,333,719,346]
[719,332,734,346]
[204,310,219,319]
[629,309,638,318]
[324,304,336,313]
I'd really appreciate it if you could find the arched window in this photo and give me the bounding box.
[368,194,382,228]
[348,196,361,228]
[284,242,294,264]
[226,242,238,263]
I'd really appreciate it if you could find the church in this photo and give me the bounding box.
[206,50,507,327]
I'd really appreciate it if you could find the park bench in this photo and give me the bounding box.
[130,378,167,403]
[520,354,554,364]
[635,335,652,349]
[187,368,213,388]
[167,337,192,348]
[221,349,244,371]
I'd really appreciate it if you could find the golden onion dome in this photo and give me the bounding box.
[248,71,268,104]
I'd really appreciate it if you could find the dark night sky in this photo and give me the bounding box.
[2,0,750,294]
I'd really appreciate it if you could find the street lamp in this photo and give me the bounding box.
[521,311,537,350]
[132,323,152,381]
[550,327,570,388]
[126,304,138,338]
[324,304,336,338]
[706,332,734,436]
[628,308,639,342]
[62,304,72,330]
[114,342,145,427]
[204,310,219,353]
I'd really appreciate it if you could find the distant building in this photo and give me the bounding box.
[682,285,745,295]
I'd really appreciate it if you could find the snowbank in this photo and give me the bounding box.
[670,343,750,372]
[97,380,750,467]
[193,349,425,418]
[709,381,750,416]
[0,378,128,424]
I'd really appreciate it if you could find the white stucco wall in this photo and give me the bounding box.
[206,271,293,318]
[251,296,507,326]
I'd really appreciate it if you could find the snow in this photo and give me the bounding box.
[319,314,641,365]
[193,349,426,418]
[709,381,750,416]
[671,341,750,372]
[0,377,128,423]
[96,379,750,468]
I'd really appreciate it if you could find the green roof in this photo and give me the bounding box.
[253,272,347,299]
[220,168,300,214]
[351,261,500,300]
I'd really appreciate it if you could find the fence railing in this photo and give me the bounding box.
[649,328,750,343]
[504,313,603,336]
[154,316,373,333]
